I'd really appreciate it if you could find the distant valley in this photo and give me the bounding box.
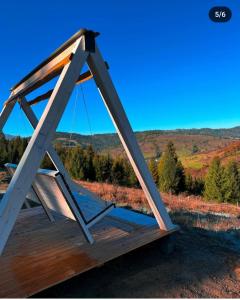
[5,126,240,177]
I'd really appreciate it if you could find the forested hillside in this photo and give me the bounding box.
[1,132,240,205]
[55,127,238,159]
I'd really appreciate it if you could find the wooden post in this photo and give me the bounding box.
[87,46,174,231]
[0,37,93,254]
[0,97,16,131]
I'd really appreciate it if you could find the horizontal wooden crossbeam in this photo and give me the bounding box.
[12,29,99,92]
[27,62,108,106]
[4,29,99,107]
[27,70,93,106]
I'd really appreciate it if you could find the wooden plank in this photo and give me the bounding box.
[5,54,73,105]
[0,207,177,298]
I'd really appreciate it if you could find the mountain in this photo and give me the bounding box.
[55,126,240,148]
[5,126,240,160]
[54,126,240,159]
[148,126,240,138]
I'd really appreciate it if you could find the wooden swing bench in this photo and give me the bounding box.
[0,29,178,298]
[4,163,115,227]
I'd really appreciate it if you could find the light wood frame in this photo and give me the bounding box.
[0,29,175,255]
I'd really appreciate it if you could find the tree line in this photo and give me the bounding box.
[0,134,239,204]
[54,143,139,187]
[148,141,240,204]
[148,141,204,196]
[0,134,139,188]
[204,157,240,204]
[0,134,28,167]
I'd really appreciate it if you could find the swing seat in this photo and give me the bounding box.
[4,163,115,228]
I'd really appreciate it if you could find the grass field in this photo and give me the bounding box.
[77,180,240,220]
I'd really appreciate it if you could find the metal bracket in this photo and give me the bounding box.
[83,30,98,53]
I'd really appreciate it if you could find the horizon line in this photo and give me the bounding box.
[3,124,240,138]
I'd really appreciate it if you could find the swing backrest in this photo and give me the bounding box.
[4,163,76,220]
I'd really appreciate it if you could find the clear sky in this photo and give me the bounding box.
[0,0,239,136]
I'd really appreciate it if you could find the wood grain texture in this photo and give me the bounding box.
[0,207,177,298]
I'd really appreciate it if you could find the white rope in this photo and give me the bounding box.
[68,86,79,147]
[80,85,93,137]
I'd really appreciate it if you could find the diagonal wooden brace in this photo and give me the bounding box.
[0,37,93,255]
[87,46,175,231]
[0,96,16,132]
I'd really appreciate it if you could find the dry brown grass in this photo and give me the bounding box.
[77,180,240,235]
[1,169,239,232]
[76,180,240,218]
[76,180,151,212]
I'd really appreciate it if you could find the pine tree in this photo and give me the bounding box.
[84,145,96,181]
[94,153,113,183]
[185,174,204,195]
[204,157,224,202]
[66,146,85,179]
[148,158,159,184]
[121,159,139,187]
[175,160,185,193]
[158,141,185,194]
[0,133,8,167]
[185,173,194,194]
[222,161,240,204]
[128,166,139,187]
[194,177,204,195]
[56,143,67,165]
[111,158,126,186]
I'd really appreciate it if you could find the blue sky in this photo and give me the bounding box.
[0,0,239,136]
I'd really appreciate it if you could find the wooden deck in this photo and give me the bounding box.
[0,206,177,298]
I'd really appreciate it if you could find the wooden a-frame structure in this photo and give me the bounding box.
[0,29,175,255]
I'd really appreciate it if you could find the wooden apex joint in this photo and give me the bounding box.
[83,30,98,53]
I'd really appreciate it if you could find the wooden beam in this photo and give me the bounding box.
[87,46,175,232]
[0,95,16,130]
[0,37,92,255]
[26,62,108,106]
[27,70,93,106]
[28,90,53,106]
[4,53,73,107]
[4,30,99,107]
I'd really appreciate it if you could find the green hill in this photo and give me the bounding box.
[54,126,240,159]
